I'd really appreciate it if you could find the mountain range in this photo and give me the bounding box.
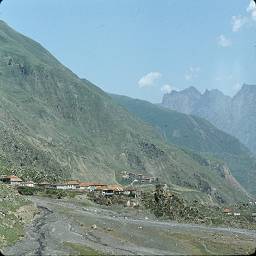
[0,20,252,204]
[162,85,256,155]
[111,94,256,195]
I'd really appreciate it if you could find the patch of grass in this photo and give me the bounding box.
[63,242,102,256]
[0,184,31,248]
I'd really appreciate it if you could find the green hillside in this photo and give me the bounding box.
[111,94,256,195]
[0,20,249,204]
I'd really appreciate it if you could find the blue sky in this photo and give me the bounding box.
[0,0,256,103]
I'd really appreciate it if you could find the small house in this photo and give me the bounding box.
[20,181,35,188]
[223,208,232,214]
[79,182,107,192]
[50,183,69,190]
[0,175,23,185]
[79,182,96,191]
[111,185,124,195]
[150,177,158,183]
[123,187,137,197]
[121,174,129,180]
[128,173,136,179]
[65,180,80,190]
[234,212,241,216]
[102,187,114,196]
[79,182,91,190]
[94,183,108,190]
[37,181,50,188]
[137,174,143,180]
[101,185,123,196]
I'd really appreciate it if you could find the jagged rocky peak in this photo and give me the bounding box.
[164,86,201,97]
[240,83,256,91]
[162,86,201,114]
[182,86,201,96]
[203,88,227,97]
[234,84,256,97]
[161,83,256,154]
[199,89,232,107]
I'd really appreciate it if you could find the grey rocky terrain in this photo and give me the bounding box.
[2,196,256,256]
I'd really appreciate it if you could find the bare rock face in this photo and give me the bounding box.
[231,84,256,153]
[162,84,256,154]
[162,86,201,114]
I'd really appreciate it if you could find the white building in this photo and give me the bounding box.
[20,181,35,188]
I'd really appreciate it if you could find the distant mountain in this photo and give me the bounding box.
[111,94,256,195]
[162,85,256,154]
[0,20,249,203]
[231,84,256,154]
[162,86,201,115]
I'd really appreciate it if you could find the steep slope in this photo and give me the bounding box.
[111,94,256,195]
[161,85,256,155]
[0,20,248,203]
[193,89,232,133]
[231,84,256,153]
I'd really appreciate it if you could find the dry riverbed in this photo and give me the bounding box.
[2,196,256,255]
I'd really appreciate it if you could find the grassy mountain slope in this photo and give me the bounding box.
[111,94,256,195]
[0,20,249,203]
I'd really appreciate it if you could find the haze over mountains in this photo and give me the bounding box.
[0,20,250,204]
[112,94,256,195]
[162,85,256,154]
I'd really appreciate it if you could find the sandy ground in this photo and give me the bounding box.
[2,196,256,255]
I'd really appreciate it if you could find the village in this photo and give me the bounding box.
[0,171,160,197]
[1,174,256,221]
[121,171,159,184]
[0,174,140,198]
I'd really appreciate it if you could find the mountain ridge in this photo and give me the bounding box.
[0,20,249,204]
[111,93,256,195]
[162,84,256,154]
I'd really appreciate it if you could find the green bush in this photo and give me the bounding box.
[17,186,39,195]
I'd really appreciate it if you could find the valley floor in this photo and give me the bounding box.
[2,196,256,256]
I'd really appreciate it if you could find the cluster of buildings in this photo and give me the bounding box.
[0,175,35,187]
[223,208,241,216]
[223,208,256,218]
[121,171,158,184]
[0,175,137,197]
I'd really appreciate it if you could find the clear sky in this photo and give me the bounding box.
[0,0,256,103]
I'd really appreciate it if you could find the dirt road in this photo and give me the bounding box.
[2,196,256,255]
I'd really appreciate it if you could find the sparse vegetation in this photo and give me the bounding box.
[142,185,256,230]
[17,186,78,199]
[63,242,102,256]
[0,184,36,249]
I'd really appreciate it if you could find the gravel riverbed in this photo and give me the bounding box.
[2,196,256,255]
